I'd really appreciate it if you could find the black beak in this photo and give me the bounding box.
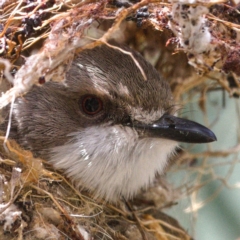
[128,114,217,143]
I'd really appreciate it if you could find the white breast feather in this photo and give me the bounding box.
[50,125,177,202]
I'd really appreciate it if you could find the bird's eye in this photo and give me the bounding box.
[81,95,103,115]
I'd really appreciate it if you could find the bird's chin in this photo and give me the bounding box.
[49,125,178,202]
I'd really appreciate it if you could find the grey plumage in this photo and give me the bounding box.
[10,45,174,157]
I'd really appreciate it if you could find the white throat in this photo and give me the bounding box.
[50,125,177,202]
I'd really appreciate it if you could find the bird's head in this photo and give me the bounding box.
[9,44,216,201]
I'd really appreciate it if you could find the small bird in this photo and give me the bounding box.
[3,44,216,202]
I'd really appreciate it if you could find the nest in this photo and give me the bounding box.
[0,0,240,239]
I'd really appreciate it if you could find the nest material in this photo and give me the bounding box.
[0,138,192,240]
[0,0,240,239]
[0,0,240,102]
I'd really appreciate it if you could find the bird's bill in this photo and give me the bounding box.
[130,114,217,143]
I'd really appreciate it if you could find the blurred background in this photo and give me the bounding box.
[167,90,240,240]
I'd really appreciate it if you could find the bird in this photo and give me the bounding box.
[2,44,216,202]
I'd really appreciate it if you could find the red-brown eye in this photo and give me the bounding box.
[81,95,103,115]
